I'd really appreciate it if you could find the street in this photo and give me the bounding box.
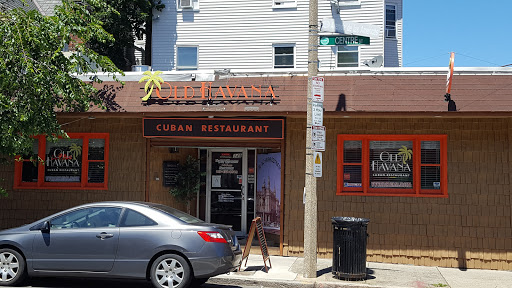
[21,277,260,288]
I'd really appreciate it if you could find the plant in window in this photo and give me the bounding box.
[138,71,164,101]
[397,146,412,164]
[169,155,200,214]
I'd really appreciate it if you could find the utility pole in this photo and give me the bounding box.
[304,0,318,279]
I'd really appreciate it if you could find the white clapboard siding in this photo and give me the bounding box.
[152,0,402,71]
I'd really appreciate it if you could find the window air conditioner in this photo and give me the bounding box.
[180,0,193,9]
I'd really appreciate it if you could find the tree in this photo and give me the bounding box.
[169,156,201,214]
[0,0,123,196]
[88,0,164,71]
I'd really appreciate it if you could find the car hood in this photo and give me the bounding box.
[0,224,32,235]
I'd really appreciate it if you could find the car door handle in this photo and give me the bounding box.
[96,233,114,240]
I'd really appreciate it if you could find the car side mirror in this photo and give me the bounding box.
[41,221,51,233]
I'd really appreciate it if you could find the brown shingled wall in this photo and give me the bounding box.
[0,117,146,229]
[283,117,512,270]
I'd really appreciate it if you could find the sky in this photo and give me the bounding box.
[403,1,512,67]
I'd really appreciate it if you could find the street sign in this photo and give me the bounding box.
[311,102,323,126]
[319,35,370,46]
[313,152,322,178]
[312,76,324,102]
[312,126,326,141]
[311,125,326,151]
[312,140,325,151]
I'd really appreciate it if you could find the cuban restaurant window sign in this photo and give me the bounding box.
[369,141,413,189]
[138,71,278,104]
[45,139,83,183]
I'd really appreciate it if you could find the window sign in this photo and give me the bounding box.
[45,139,83,183]
[369,141,413,189]
[14,133,109,190]
[337,135,447,197]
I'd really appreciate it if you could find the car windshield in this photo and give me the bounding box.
[149,204,204,224]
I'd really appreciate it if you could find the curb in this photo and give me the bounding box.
[208,277,382,288]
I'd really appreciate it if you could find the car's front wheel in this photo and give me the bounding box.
[0,248,26,286]
[150,254,191,288]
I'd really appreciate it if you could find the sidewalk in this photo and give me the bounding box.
[210,255,512,288]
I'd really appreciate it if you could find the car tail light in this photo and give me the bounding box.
[197,231,227,243]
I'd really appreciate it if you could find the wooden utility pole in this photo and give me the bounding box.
[304,0,318,279]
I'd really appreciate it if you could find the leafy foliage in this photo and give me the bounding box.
[170,155,201,204]
[0,0,123,195]
[88,0,164,70]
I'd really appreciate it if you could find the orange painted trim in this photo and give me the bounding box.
[337,134,448,198]
[13,133,109,191]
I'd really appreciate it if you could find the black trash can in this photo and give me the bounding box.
[331,217,369,280]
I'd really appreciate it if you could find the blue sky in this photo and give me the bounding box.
[403,1,512,67]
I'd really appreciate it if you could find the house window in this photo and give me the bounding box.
[14,133,109,190]
[177,0,199,11]
[386,4,396,38]
[273,0,297,9]
[337,46,358,67]
[337,134,447,197]
[273,45,295,68]
[177,46,198,70]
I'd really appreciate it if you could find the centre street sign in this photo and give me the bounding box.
[319,35,370,46]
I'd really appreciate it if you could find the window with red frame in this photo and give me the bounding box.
[14,133,109,190]
[337,135,447,197]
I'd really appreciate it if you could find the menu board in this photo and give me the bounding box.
[163,161,179,187]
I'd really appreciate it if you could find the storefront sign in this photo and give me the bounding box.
[45,142,82,183]
[143,118,284,139]
[370,142,413,189]
[319,35,370,46]
[139,72,279,105]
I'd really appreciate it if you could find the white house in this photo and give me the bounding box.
[151,0,403,71]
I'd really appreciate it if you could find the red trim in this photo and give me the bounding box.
[14,133,109,190]
[337,134,448,198]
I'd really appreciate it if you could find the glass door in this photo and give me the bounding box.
[207,149,247,235]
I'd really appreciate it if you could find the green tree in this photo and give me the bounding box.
[0,0,123,196]
[170,155,201,214]
[88,0,164,71]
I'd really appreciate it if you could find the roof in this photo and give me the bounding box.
[75,67,512,115]
[0,0,59,16]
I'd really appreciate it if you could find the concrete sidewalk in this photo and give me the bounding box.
[210,255,512,288]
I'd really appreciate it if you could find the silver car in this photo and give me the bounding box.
[0,201,242,288]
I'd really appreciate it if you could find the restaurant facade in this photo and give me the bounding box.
[1,68,512,270]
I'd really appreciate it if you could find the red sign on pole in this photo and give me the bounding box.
[312,76,324,102]
[446,52,455,94]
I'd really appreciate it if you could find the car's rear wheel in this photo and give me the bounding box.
[150,254,191,288]
[0,248,26,286]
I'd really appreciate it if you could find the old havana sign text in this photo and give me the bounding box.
[139,72,279,105]
[143,118,284,139]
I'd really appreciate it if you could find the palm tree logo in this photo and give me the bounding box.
[69,144,82,160]
[397,146,412,164]
[139,71,164,101]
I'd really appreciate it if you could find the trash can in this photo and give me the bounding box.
[331,217,369,280]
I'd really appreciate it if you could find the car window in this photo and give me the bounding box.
[51,207,122,229]
[148,203,204,224]
[120,209,157,227]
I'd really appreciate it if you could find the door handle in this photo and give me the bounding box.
[96,232,114,240]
